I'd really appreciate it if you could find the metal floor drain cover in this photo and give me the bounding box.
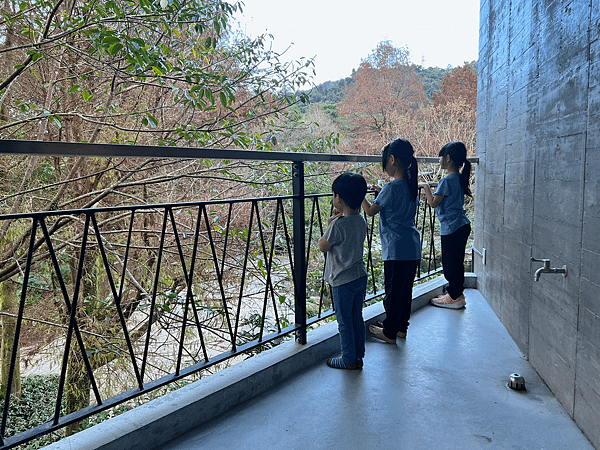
[508,373,526,391]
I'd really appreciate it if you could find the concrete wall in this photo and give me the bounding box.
[475,0,600,447]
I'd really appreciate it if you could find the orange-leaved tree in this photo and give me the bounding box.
[432,63,478,108]
[338,41,426,154]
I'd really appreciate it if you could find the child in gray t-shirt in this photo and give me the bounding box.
[319,172,368,370]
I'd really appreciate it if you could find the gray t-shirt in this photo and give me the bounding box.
[322,214,368,287]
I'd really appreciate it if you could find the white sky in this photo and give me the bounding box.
[234,0,480,85]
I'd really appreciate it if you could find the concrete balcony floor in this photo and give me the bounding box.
[48,285,593,450]
[157,289,592,450]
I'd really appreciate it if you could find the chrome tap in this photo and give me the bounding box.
[531,257,567,281]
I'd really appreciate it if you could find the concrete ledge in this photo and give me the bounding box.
[45,274,475,450]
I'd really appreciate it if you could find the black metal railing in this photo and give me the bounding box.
[0,140,467,448]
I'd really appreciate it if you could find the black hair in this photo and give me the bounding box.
[439,141,472,197]
[332,172,367,210]
[381,138,418,201]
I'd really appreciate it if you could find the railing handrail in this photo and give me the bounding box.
[0,139,479,164]
[0,140,475,448]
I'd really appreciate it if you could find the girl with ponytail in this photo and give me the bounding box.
[420,141,472,309]
[362,138,421,344]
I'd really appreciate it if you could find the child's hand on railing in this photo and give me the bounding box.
[327,209,342,224]
[368,183,382,194]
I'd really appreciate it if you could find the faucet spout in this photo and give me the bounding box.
[531,258,567,281]
[534,267,544,282]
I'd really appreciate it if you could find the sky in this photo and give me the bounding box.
[234,0,480,85]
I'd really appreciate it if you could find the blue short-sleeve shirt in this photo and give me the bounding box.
[373,179,421,261]
[434,173,471,235]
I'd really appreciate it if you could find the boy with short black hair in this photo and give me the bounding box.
[319,172,368,370]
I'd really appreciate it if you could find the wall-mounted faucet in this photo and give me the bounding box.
[531,257,567,281]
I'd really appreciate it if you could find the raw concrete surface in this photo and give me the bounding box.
[157,289,593,450]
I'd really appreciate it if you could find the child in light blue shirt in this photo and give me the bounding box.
[420,141,472,309]
[362,138,421,344]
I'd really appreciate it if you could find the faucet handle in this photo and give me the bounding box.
[531,257,550,269]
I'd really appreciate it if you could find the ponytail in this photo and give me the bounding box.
[384,138,419,201]
[439,141,472,197]
[406,155,418,201]
[461,159,472,197]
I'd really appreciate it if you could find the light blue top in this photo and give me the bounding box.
[322,214,368,287]
[373,179,421,261]
[434,173,471,235]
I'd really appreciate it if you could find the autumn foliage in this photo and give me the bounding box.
[337,41,477,158]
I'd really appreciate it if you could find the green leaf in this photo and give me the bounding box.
[68,85,81,93]
[146,113,158,128]
[108,43,123,56]
[219,91,227,107]
[102,36,120,45]
[82,90,93,101]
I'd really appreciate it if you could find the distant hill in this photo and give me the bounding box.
[299,62,478,114]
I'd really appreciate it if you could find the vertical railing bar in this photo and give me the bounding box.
[419,194,428,275]
[429,205,438,273]
[266,199,282,332]
[253,201,281,340]
[114,210,144,389]
[0,217,38,441]
[201,205,235,350]
[304,195,317,275]
[170,207,189,376]
[174,206,201,372]
[315,197,328,317]
[254,202,269,341]
[168,208,189,284]
[90,212,143,389]
[292,161,307,344]
[367,213,378,294]
[39,218,107,409]
[233,202,254,346]
[187,206,209,363]
[220,203,233,275]
[53,213,91,424]
[141,207,169,382]
[280,198,295,285]
[166,208,193,374]
[77,213,143,406]
[117,210,135,303]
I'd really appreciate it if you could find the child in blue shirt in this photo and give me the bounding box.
[420,141,472,309]
[362,138,421,344]
[319,172,368,369]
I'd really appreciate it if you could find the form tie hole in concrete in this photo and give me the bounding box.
[507,373,526,391]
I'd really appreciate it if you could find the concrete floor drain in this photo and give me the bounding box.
[507,373,526,391]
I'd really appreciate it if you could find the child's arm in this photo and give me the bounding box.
[362,184,383,216]
[319,211,341,252]
[362,197,383,217]
[318,236,332,253]
[419,182,443,208]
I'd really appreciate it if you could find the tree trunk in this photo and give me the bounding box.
[64,248,96,436]
[0,278,21,400]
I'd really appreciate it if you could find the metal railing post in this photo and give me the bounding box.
[292,161,307,344]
